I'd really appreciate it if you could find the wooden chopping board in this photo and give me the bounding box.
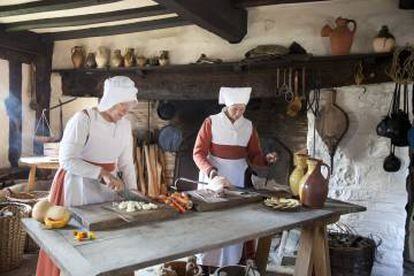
[70,202,177,231]
[187,189,264,212]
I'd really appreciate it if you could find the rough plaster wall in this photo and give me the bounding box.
[307,83,408,276]
[51,0,414,68]
[21,63,35,156]
[0,59,9,167]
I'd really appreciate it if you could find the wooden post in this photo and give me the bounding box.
[33,42,53,155]
[255,235,272,274]
[7,60,22,167]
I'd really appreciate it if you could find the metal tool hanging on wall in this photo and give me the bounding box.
[315,89,349,173]
[33,97,77,144]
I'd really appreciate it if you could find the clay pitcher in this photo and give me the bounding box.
[298,158,330,208]
[124,48,135,67]
[321,17,357,55]
[289,153,308,196]
[85,52,97,68]
[111,49,123,67]
[71,46,85,69]
[96,46,109,68]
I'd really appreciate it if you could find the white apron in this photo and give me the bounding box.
[60,108,132,207]
[197,112,252,267]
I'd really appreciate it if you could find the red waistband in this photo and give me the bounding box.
[84,160,116,172]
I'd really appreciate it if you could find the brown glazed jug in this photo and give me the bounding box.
[299,158,330,208]
[71,46,85,68]
[321,17,357,55]
[124,48,135,67]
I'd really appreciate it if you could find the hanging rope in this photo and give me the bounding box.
[388,46,414,84]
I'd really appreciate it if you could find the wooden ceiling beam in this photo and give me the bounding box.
[235,0,329,8]
[44,16,191,41]
[154,0,247,43]
[0,25,45,56]
[5,5,170,32]
[0,0,122,17]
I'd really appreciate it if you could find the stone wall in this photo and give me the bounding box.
[307,83,408,275]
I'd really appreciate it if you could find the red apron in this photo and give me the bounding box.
[36,162,115,276]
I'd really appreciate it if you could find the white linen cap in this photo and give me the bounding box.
[218,87,252,106]
[97,76,138,112]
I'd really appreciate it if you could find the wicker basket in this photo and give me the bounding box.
[0,202,31,272]
[5,190,49,253]
[329,232,377,276]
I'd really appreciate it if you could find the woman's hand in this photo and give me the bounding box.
[207,176,231,193]
[100,170,124,191]
[266,152,278,164]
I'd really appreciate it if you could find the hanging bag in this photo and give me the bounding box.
[383,143,401,172]
[391,83,411,147]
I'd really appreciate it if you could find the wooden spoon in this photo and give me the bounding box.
[287,70,302,117]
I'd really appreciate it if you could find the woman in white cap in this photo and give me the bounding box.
[193,87,277,270]
[36,76,138,276]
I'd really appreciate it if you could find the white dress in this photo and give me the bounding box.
[59,108,136,207]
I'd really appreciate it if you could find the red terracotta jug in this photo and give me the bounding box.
[321,17,357,55]
[299,158,330,208]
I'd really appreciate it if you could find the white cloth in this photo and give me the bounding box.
[59,108,137,207]
[218,87,251,106]
[97,76,138,111]
[211,111,252,146]
[197,110,254,267]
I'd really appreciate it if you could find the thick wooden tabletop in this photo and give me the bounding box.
[22,199,365,276]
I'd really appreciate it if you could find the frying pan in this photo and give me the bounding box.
[157,101,176,121]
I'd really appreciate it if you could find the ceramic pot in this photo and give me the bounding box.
[124,48,135,67]
[321,17,357,55]
[159,50,169,66]
[373,25,395,53]
[289,153,308,196]
[299,158,330,208]
[71,46,85,69]
[85,52,97,68]
[96,46,110,68]
[136,55,147,67]
[111,49,123,67]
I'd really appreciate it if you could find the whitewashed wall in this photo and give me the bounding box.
[0,59,10,168]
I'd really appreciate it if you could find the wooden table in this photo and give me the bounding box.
[19,156,60,191]
[22,199,365,276]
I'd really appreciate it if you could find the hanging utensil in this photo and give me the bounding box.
[315,89,349,173]
[286,70,302,117]
[284,68,294,103]
[275,68,281,97]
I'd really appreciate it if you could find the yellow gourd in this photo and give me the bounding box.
[44,206,71,229]
[32,199,51,222]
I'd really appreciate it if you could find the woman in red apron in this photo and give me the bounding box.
[193,87,277,269]
[36,76,139,276]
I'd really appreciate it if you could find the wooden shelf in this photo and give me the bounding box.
[52,52,393,100]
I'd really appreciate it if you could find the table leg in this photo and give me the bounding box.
[294,226,315,276]
[313,225,331,276]
[255,235,272,274]
[27,165,36,192]
[294,224,331,276]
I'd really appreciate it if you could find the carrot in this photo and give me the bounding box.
[170,198,186,213]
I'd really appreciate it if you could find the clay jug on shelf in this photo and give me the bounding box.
[111,49,124,68]
[298,158,330,208]
[85,52,97,68]
[373,25,395,53]
[124,48,135,67]
[96,46,109,68]
[289,153,308,196]
[71,46,85,69]
[321,17,357,55]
